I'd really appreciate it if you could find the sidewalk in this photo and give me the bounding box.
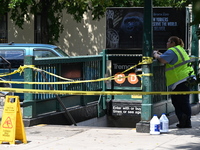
[0,108,200,150]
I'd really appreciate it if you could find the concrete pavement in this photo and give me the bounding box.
[0,108,200,150]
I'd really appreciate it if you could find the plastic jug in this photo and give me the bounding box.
[159,113,169,133]
[150,115,160,135]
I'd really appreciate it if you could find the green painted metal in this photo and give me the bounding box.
[102,50,107,110]
[23,56,36,118]
[152,62,172,115]
[191,4,199,104]
[23,55,103,119]
[97,49,107,117]
[141,0,153,121]
[152,64,167,104]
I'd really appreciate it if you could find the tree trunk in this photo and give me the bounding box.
[40,0,50,44]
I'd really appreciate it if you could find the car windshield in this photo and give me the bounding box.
[54,47,69,57]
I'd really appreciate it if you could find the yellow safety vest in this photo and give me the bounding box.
[165,45,195,87]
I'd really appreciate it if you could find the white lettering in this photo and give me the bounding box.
[130,75,137,82]
[152,22,161,26]
[117,74,123,81]
[113,110,122,114]
[113,64,134,70]
[135,107,141,111]
[154,27,166,31]
[135,111,141,114]
[168,22,177,26]
[154,17,168,22]
[128,111,134,114]
[123,106,129,110]
[113,106,121,110]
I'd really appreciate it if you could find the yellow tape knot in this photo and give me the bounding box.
[141,56,153,64]
[18,65,35,75]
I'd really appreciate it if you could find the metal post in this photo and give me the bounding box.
[97,49,107,117]
[136,0,153,133]
[102,49,107,110]
[23,56,36,118]
[141,0,153,121]
[191,4,199,103]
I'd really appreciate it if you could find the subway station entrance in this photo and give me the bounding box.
[1,1,199,133]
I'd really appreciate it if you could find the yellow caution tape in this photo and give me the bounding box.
[0,55,197,96]
[0,58,153,85]
[0,73,152,85]
[32,66,74,81]
[0,55,194,86]
[139,56,153,65]
[0,65,74,81]
[0,87,199,95]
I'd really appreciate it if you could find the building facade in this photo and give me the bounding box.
[0,12,106,56]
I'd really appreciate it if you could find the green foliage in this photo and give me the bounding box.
[64,0,89,22]
[0,0,198,44]
[0,0,10,14]
[3,0,66,44]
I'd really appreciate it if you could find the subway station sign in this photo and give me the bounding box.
[112,63,141,88]
[106,7,189,50]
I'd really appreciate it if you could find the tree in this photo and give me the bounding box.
[4,0,66,44]
[0,0,198,44]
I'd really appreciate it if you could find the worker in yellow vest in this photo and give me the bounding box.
[153,36,196,128]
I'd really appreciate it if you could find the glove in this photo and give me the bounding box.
[153,50,162,59]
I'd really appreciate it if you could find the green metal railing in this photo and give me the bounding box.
[23,55,103,119]
[22,53,198,124]
[152,61,167,103]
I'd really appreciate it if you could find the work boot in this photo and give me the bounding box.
[185,119,192,128]
[176,114,192,128]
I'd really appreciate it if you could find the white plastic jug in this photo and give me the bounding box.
[150,115,160,135]
[159,113,169,133]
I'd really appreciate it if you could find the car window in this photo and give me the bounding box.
[54,47,69,57]
[0,50,24,68]
[33,49,59,58]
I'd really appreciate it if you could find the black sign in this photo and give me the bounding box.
[153,8,187,49]
[112,101,141,116]
[106,7,188,49]
[112,63,141,87]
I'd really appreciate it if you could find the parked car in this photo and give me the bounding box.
[0,42,69,102]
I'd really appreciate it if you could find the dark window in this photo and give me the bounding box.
[0,14,7,43]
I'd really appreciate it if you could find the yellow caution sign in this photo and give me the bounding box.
[0,96,27,144]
